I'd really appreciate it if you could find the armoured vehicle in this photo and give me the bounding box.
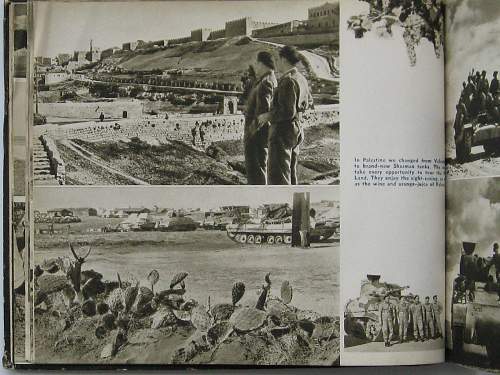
[344,275,408,341]
[157,216,197,232]
[455,113,500,162]
[451,241,500,365]
[226,204,340,245]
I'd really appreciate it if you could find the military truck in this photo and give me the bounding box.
[344,275,408,341]
[455,113,500,162]
[451,241,500,365]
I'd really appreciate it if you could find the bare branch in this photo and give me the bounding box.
[68,242,79,261]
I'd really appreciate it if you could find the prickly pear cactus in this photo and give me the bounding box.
[170,272,188,289]
[231,281,245,305]
[37,274,69,294]
[191,305,211,332]
[124,284,139,312]
[280,281,293,305]
[211,303,235,322]
[106,288,125,312]
[232,307,267,333]
[151,308,177,329]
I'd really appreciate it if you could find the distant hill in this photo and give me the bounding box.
[97,36,335,86]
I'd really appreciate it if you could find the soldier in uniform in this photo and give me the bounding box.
[411,295,425,341]
[379,294,394,347]
[258,45,313,185]
[396,295,410,343]
[423,296,435,339]
[432,295,442,338]
[244,52,277,185]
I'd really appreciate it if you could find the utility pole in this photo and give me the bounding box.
[292,192,311,248]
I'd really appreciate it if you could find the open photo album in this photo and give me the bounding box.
[3,0,499,370]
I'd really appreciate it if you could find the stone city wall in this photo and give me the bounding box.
[38,100,144,120]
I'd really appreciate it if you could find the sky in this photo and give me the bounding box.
[445,0,500,122]
[33,0,336,57]
[33,186,339,210]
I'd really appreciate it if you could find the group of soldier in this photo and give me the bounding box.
[242,45,313,185]
[454,69,500,134]
[378,294,443,347]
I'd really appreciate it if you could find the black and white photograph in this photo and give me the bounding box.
[12,3,28,78]
[346,0,443,67]
[343,274,444,352]
[446,177,500,370]
[445,0,500,179]
[31,186,340,365]
[12,79,28,196]
[12,199,27,362]
[32,0,339,186]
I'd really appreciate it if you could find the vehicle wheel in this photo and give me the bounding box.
[267,236,275,245]
[239,234,247,244]
[235,234,241,243]
[255,235,262,244]
[486,341,500,367]
[227,231,236,238]
[246,235,255,244]
[275,235,283,244]
[284,235,292,244]
[452,325,464,356]
[365,320,381,341]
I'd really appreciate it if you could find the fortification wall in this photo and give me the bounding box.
[38,100,143,119]
[258,32,338,47]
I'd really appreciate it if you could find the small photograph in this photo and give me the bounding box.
[346,0,443,66]
[344,274,444,352]
[445,0,500,179]
[12,80,29,195]
[12,3,28,78]
[32,186,340,365]
[12,199,27,362]
[446,177,500,370]
[32,1,340,186]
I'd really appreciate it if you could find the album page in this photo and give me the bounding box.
[6,0,446,368]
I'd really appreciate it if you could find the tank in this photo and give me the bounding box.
[226,203,340,245]
[157,216,197,231]
[455,112,500,162]
[451,241,500,366]
[344,275,408,341]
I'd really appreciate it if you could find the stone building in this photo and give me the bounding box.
[208,29,226,40]
[225,17,277,37]
[74,50,87,62]
[57,53,72,65]
[252,20,304,38]
[169,36,192,45]
[45,70,70,85]
[307,2,339,32]
[191,28,211,42]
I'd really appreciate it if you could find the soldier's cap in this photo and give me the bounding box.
[279,45,301,66]
[257,51,275,70]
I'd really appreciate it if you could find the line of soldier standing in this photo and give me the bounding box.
[378,294,442,347]
[454,69,500,134]
[242,45,313,185]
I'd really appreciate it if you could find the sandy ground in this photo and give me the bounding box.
[344,335,444,352]
[34,230,340,317]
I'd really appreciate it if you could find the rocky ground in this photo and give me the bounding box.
[57,122,339,185]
